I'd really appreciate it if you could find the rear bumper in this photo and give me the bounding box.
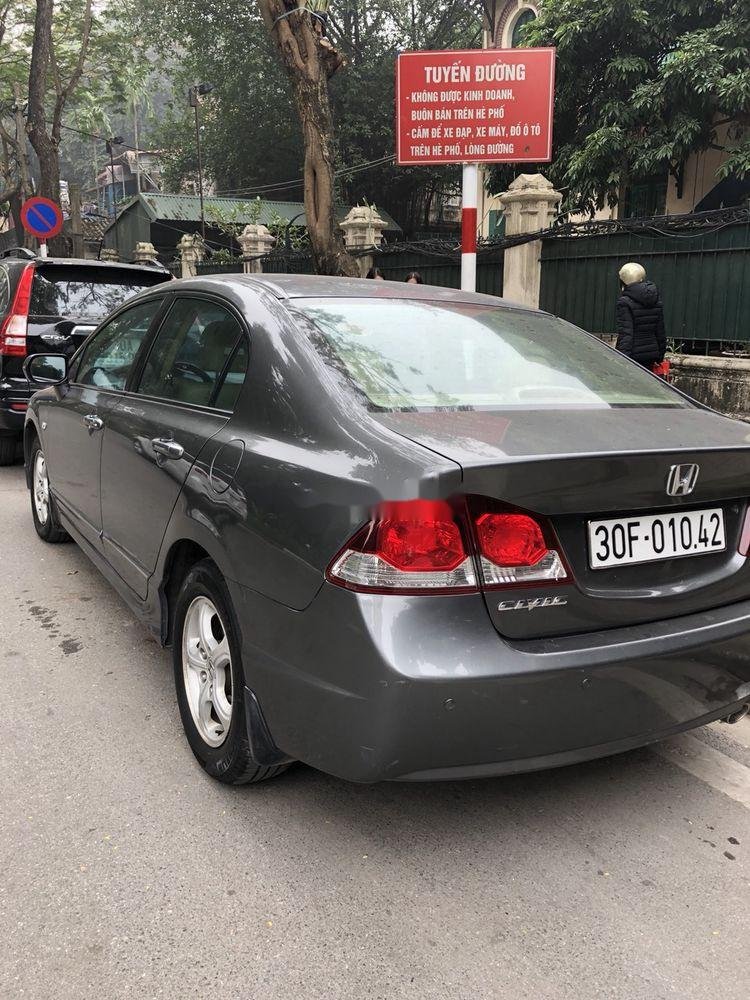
[229,581,750,783]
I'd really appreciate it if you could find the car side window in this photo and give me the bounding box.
[214,339,248,411]
[136,298,245,408]
[74,298,163,391]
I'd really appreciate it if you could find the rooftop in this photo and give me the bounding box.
[108,193,401,234]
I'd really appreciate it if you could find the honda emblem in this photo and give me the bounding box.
[666,464,699,497]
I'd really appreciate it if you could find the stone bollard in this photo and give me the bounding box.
[99,247,119,262]
[340,205,387,277]
[498,173,562,309]
[237,224,275,274]
[132,241,159,265]
[177,233,205,278]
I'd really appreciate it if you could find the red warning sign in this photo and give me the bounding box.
[396,48,555,165]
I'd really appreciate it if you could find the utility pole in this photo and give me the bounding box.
[105,136,124,253]
[133,98,142,194]
[69,183,84,258]
[188,83,213,240]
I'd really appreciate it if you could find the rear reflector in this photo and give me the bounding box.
[0,264,34,357]
[9,402,27,412]
[327,498,568,594]
[328,499,477,593]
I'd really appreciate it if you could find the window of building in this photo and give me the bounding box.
[511,8,536,48]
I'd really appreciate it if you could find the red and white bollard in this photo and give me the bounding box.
[460,163,478,292]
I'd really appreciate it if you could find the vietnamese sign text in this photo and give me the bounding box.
[396,48,555,165]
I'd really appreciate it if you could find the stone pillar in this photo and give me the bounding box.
[177,233,205,278]
[99,247,119,262]
[498,173,562,308]
[132,241,159,265]
[237,224,275,274]
[340,205,388,277]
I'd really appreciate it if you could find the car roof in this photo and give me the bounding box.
[0,253,169,276]
[167,272,533,311]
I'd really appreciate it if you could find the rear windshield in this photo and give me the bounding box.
[296,298,687,411]
[30,265,169,321]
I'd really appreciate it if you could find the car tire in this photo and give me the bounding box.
[173,558,291,785]
[29,440,69,543]
[0,437,17,465]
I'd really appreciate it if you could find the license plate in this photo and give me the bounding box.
[588,507,726,569]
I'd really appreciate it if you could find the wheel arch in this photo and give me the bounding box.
[159,538,216,647]
[23,418,40,488]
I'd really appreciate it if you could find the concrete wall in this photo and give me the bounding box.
[669,354,750,422]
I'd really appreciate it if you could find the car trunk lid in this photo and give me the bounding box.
[375,406,750,639]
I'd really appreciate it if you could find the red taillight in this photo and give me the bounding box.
[473,506,568,588]
[475,513,548,566]
[377,500,466,571]
[0,264,34,357]
[327,499,477,593]
[327,497,569,594]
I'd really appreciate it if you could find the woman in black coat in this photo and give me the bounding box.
[615,262,666,368]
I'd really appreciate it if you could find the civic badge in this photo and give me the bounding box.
[666,464,699,497]
[497,596,568,612]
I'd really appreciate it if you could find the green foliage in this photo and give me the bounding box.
[509,0,750,212]
[0,0,154,197]
[138,1,483,233]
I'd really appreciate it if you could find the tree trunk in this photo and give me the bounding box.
[258,1,357,276]
[28,0,60,206]
[27,0,92,255]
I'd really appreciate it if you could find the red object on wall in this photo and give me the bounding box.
[396,47,555,166]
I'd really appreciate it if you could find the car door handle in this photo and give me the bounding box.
[151,437,184,460]
[83,414,104,431]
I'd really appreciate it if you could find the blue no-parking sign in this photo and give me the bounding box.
[20,196,64,241]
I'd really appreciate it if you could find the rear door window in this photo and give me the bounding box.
[136,297,247,409]
[73,298,163,391]
[29,264,169,321]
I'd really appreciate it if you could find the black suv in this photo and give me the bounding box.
[0,249,172,464]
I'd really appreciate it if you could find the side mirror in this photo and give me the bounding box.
[23,353,69,386]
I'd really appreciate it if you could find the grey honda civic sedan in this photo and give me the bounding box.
[23,275,750,784]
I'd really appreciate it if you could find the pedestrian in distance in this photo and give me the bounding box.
[405,271,423,284]
[615,262,667,373]
[366,267,385,281]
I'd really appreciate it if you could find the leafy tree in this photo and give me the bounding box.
[141,2,484,239]
[27,0,94,208]
[1,0,147,239]
[256,0,354,275]
[514,0,750,213]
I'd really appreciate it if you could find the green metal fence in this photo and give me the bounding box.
[374,247,504,296]
[192,247,505,297]
[539,218,750,348]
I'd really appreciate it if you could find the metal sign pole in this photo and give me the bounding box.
[38,240,48,258]
[461,163,478,292]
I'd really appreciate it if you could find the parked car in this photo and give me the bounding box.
[0,248,171,464]
[23,275,750,784]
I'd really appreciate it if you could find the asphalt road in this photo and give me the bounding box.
[1,460,749,1000]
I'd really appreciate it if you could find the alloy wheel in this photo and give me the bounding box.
[182,596,233,748]
[33,451,50,526]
